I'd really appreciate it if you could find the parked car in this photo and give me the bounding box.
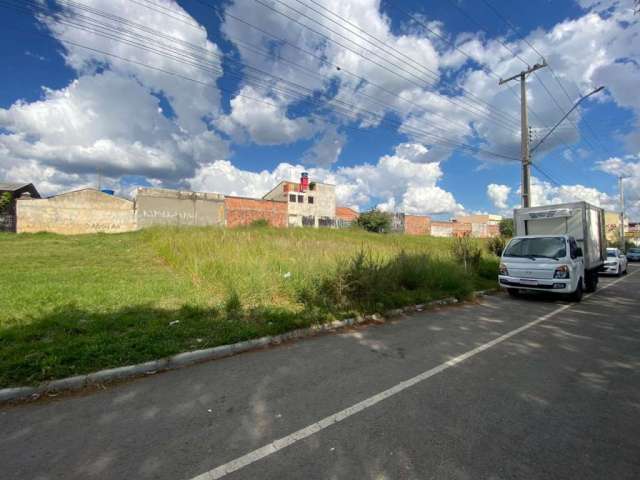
[601,248,628,276]
[627,247,640,262]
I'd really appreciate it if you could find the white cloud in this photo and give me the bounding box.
[0,0,228,194]
[302,126,347,167]
[487,183,512,210]
[217,86,318,145]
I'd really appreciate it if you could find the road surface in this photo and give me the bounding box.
[2,266,639,479]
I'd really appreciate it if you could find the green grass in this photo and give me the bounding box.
[0,227,498,387]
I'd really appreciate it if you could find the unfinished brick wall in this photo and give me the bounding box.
[224,196,287,228]
[453,222,472,237]
[404,215,431,236]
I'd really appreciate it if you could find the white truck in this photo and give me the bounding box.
[499,201,606,302]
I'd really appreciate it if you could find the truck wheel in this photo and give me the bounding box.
[507,288,520,298]
[569,280,583,302]
[584,271,597,293]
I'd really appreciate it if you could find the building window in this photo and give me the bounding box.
[297,195,304,203]
[289,194,296,202]
[307,196,314,204]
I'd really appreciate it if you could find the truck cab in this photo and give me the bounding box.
[499,235,588,301]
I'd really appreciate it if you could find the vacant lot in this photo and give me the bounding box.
[0,227,497,387]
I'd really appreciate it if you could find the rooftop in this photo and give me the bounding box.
[0,182,32,191]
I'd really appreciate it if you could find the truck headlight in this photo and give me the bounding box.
[499,263,509,276]
[553,265,570,279]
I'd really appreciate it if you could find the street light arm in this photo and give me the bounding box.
[530,86,604,153]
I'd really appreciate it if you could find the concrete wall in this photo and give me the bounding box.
[16,189,136,234]
[225,196,287,228]
[431,221,453,237]
[135,188,224,228]
[404,215,431,236]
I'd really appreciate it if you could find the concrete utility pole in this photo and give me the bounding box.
[499,61,547,208]
[619,175,626,251]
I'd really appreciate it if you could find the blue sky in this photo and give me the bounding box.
[1,0,639,219]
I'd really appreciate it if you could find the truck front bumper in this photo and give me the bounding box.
[499,275,571,292]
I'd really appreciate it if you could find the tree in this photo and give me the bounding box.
[357,209,392,233]
[0,192,13,212]
[499,218,514,238]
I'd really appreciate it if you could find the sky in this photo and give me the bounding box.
[0,0,639,220]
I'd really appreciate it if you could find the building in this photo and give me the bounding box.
[404,214,431,236]
[335,206,359,228]
[604,210,629,244]
[263,173,336,228]
[455,214,502,238]
[0,182,40,232]
[431,221,454,237]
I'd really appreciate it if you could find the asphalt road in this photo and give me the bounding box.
[2,266,639,480]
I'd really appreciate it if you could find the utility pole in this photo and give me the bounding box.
[619,176,626,251]
[499,61,547,208]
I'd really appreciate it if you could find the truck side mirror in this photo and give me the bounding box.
[575,247,583,257]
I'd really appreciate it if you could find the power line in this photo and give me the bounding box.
[479,0,605,154]
[9,0,493,150]
[440,0,593,161]
[0,0,519,162]
[251,0,518,131]
[289,0,520,125]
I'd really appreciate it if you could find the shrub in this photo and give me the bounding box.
[249,218,269,227]
[224,290,242,319]
[486,236,506,256]
[356,209,392,233]
[315,249,474,312]
[499,218,514,238]
[450,236,482,273]
[478,256,499,280]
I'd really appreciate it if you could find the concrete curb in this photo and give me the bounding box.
[0,292,493,403]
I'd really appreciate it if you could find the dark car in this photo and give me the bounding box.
[627,247,640,262]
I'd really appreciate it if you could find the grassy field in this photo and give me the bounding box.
[0,227,498,387]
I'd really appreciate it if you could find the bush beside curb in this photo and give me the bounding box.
[0,290,495,404]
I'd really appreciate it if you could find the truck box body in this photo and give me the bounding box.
[513,201,606,271]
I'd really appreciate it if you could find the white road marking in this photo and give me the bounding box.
[190,270,637,480]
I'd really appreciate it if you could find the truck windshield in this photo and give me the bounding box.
[503,237,566,259]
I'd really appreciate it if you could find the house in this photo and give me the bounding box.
[455,214,502,238]
[0,182,40,232]
[336,206,359,228]
[263,173,336,228]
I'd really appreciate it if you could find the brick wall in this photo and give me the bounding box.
[404,215,431,235]
[453,222,472,237]
[225,196,287,228]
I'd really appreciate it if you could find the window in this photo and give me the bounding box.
[307,196,314,204]
[297,195,304,203]
[289,194,296,202]
[503,237,567,260]
[569,238,579,259]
